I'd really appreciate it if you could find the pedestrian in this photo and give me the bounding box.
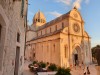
[79,62,81,69]
[87,66,90,74]
[83,66,87,75]
[81,61,84,70]
[75,63,76,70]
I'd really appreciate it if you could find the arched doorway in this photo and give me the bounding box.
[73,46,82,66]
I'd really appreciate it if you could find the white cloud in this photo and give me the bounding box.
[49,11,62,17]
[55,0,90,9]
[73,0,90,9]
[56,0,72,5]
[85,0,89,4]
[73,0,82,9]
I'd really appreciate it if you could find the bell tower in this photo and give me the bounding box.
[33,10,46,27]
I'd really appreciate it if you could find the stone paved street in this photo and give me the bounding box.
[23,61,34,75]
[23,61,97,75]
[71,64,97,75]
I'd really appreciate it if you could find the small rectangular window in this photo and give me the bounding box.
[38,19,40,22]
[50,27,51,32]
[55,25,57,31]
[33,53,35,58]
[37,33,38,36]
[41,31,42,35]
[45,29,47,34]
[17,33,20,42]
[62,22,64,28]
[54,44,55,52]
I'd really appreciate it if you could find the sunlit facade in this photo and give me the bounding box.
[25,7,92,68]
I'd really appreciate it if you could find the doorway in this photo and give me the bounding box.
[14,46,20,75]
[73,46,82,66]
[74,54,78,65]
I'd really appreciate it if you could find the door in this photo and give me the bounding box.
[74,54,79,65]
[14,46,20,75]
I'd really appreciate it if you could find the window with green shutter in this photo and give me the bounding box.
[21,0,24,17]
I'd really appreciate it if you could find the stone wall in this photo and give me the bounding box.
[0,0,27,75]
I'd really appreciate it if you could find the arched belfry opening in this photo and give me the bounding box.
[73,46,82,66]
[33,10,46,27]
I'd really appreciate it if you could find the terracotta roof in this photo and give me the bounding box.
[36,11,71,31]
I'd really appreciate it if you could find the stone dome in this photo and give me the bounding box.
[33,10,46,25]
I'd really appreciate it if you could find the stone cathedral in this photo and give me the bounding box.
[25,7,92,68]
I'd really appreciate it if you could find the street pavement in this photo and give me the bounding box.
[71,64,97,75]
[23,61,35,75]
[23,61,97,75]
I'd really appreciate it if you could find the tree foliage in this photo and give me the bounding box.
[39,62,46,68]
[48,64,57,71]
[55,67,71,75]
[91,45,100,65]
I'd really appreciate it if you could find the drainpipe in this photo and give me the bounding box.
[24,0,28,60]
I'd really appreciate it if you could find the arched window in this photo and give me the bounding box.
[33,48,35,58]
[62,22,64,28]
[37,32,38,36]
[42,45,43,53]
[47,45,49,52]
[65,46,67,58]
[36,19,37,22]
[38,19,40,22]
[50,27,51,32]
[54,44,55,52]
[33,53,35,58]
[0,25,2,40]
[55,25,57,31]
[45,29,47,34]
[41,19,42,23]
[43,20,45,23]
[41,31,42,35]
[64,45,68,58]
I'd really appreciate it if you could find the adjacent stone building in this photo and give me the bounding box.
[0,0,28,75]
[25,7,92,68]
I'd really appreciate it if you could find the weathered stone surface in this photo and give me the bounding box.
[0,0,28,75]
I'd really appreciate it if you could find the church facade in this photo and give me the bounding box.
[25,7,92,68]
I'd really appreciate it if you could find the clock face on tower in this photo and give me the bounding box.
[73,23,80,33]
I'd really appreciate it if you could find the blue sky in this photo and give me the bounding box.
[27,0,100,47]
